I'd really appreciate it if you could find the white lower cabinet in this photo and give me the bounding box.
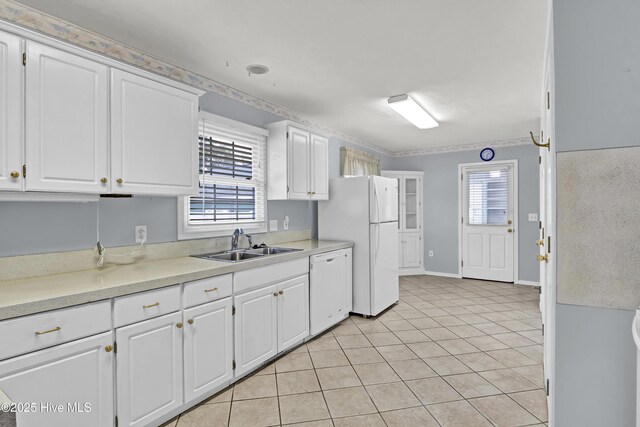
[183,297,233,403]
[234,274,310,377]
[0,331,114,427]
[234,285,279,377]
[277,275,310,352]
[400,232,422,268]
[116,311,183,427]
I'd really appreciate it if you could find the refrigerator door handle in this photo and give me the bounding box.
[374,181,381,224]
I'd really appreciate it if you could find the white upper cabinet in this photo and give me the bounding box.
[110,69,199,195]
[0,30,23,191]
[266,121,329,200]
[25,42,109,193]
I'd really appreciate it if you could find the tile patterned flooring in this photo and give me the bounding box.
[163,275,548,427]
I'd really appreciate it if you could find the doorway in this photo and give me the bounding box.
[459,160,518,282]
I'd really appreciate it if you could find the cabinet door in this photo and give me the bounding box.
[0,31,23,191]
[116,312,183,427]
[111,69,198,195]
[310,134,328,200]
[287,127,310,199]
[403,177,420,232]
[183,298,233,403]
[0,332,114,427]
[277,275,309,352]
[402,232,422,268]
[234,285,278,377]
[25,42,109,193]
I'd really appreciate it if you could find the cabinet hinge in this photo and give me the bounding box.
[232,306,236,315]
[539,156,541,165]
[539,221,542,230]
[286,185,289,193]
[546,379,550,396]
[22,52,26,66]
[461,173,463,181]
[286,131,289,139]
[461,217,463,224]
[115,415,119,427]
[232,360,236,370]
[113,341,117,354]
[22,164,26,178]
[461,260,464,267]
[547,92,550,110]
[548,236,551,253]
[542,323,545,336]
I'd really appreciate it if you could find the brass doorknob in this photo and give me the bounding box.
[188,319,194,325]
[10,171,19,179]
[507,220,512,225]
[507,228,513,233]
[537,254,548,263]
[100,177,107,183]
[176,322,183,329]
[273,292,279,297]
[105,345,113,353]
[116,178,123,184]
[279,290,284,295]
[535,239,545,246]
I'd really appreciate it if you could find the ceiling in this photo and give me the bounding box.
[14,0,549,153]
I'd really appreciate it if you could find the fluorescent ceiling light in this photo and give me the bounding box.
[387,94,438,129]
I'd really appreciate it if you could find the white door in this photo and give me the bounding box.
[116,312,183,427]
[370,222,399,315]
[183,297,233,403]
[0,30,23,191]
[287,127,310,199]
[310,134,328,200]
[110,69,198,195]
[0,332,114,427]
[25,42,109,193]
[370,176,399,223]
[234,285,278,376]
[462,163,515,282]
[402,232,422,268]
[277,275,310,351]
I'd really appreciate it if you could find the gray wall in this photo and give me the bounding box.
[553,0,640,424]
[0,91,389,257]
[387,144,540,283]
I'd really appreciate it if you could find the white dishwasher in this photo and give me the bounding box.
[309,248,353,336]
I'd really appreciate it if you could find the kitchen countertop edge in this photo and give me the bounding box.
[0,240,353,321]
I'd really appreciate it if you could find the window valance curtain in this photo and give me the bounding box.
[340,146,381,176]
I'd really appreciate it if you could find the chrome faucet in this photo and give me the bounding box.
[231,228,253,251]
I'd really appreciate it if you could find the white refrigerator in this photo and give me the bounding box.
[318,176,399,316]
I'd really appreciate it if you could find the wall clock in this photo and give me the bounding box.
[480,148,495,162]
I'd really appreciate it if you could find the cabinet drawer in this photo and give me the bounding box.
[183,274,232,308]
[0,300,111,361]
[234,258,309,294]
[113,285,180,328]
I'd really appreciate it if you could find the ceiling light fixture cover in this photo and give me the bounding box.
[387,94,438,129]
[246,64,269,75]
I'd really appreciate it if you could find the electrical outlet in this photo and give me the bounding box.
[135,225,147,243]
[528,213,539,222]
[428,250,434,257]
[283,216,289,231]
[269,220,278,231]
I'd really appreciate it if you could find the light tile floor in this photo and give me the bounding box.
[163,275,548,427]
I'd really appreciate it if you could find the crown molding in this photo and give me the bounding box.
[390,136,532,157]
[0,1,537,159]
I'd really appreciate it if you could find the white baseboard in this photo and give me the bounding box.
[399,268,426,276]
[424,270,463,279]
[516,280,540,287]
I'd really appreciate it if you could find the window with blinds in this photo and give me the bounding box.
[467,168,510,225]
[186,114,266,232]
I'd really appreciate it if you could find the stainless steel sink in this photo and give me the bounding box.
[193,251,265,262]
[193,246,302,262]
[247,247,303,255]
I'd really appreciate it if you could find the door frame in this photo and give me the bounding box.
[457,159,519,282]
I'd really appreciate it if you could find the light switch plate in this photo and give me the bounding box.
[269,220,278,231]
[528,213,539,222]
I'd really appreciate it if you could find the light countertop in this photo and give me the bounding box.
[0,240,352,321]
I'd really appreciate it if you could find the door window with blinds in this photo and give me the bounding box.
[466,167,512,225]
[179,112,268,238]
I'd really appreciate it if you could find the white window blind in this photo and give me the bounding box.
[467,168,510,225]
[188,118,266,231]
